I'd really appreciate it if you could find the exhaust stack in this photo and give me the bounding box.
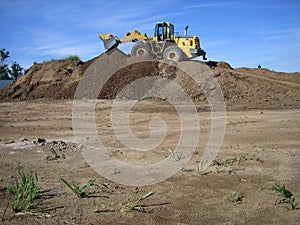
[184,25,189,36]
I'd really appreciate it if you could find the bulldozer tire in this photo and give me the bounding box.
[163,45,184,62]
[131,43,152,57]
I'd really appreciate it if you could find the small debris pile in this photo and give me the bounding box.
[33,138,79,152]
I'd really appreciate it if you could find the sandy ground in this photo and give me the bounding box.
[0,100,299,224]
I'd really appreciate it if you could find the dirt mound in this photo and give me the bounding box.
[0,56,99,100]
[206,60,233,69]
[1,50,300,109]
[217,61,232,69]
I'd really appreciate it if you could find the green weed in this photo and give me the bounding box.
[60,178,97,198]
[212,154,263,173]
[46,149,64,160]
[257,179,264,191]
[7,162,40,212]
[123,191,155,211]
[238,153,264,163]
[42,59,55,64]
[65,55,80,61]
[213,158,237,167]
[93,202,104,213]
[272,182,296,210]
[140,96,152,101]
[229,191,243,204]
[167,149,182,162]
[212,158,237,173]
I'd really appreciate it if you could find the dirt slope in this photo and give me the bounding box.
[0,56,99,100]
[0,50,299,109]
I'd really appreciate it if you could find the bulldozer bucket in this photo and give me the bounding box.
[98,34,120,51]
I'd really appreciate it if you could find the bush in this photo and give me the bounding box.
[65,55,80,61]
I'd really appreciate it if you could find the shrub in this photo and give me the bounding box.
[65,55,80,61]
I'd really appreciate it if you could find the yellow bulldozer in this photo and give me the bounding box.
[99,22,207,62]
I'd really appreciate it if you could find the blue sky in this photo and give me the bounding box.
[1,0,300,72]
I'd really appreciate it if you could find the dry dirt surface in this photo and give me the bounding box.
[0,100,299,225]
[0,50,300,224]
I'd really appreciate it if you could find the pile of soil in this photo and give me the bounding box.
[0,56,99,100]
[1,50,299,109]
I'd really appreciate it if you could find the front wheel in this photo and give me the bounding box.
[131,43,152,57]
[163,45,185,62]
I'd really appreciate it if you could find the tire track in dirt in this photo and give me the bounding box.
[236,70,300,89]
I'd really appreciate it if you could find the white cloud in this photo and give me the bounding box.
[259,27,300,42]
[36,43,100,58]
[184,2,239,10]
[20,27,102,61]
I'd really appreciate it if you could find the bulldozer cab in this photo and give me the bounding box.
[154,22,175,42]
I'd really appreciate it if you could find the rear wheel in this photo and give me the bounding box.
[131,43,152,57]
[163,45,185,62]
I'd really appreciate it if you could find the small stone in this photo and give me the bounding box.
[37,138,46,144]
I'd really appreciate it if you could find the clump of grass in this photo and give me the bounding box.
[238,153,264,163]
[65,55,80,61]
[212,157,237,173]
[42,59,56,64]
[167,149,183,161]
[46,149,64,160]
[212,154,264,173]
[229,191,243,204]
[7,162,40,212]
[140,96,152,101]
[123,191,155,211]
[60,178,97,198]
[272,182,296,210]
[213,154,263,168]
[213,158,237,167]
[257,179,264,191]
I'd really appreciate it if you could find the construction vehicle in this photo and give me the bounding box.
[99,22,207,62]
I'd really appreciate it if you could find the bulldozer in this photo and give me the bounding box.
[99,22,207,62]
